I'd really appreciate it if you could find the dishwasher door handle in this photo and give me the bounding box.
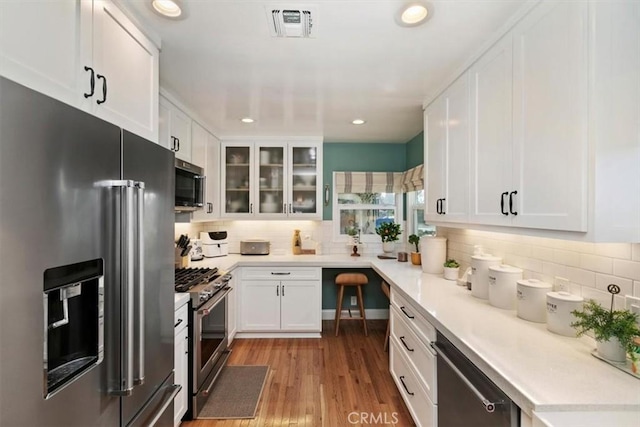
[433,344,500,413]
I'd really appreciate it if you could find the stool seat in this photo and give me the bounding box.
[334,272,368,336]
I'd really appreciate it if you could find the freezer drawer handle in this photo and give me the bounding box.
[128,384,181,427]
[399,376,414,396]
[434,344,500,413]
[400,306,414,319]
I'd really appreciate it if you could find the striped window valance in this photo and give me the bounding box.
[401,164,424,192]
[334,171,404,194]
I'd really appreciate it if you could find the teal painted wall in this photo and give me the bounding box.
[323,143,407,220]
[405,132,424,169]
[322,268,388,310]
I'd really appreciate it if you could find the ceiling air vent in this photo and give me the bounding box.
[266,5,317,38]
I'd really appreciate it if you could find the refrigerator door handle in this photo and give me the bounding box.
[133,181,145,386]
[97,179,136,395]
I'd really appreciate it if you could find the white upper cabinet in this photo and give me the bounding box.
[591,1,640,242]
[159,96,192,161]
[0,0,91,109]
[424,73,470,224]
[221,140,322,219]
[469,34,514,226]
[510,0,588,232]
[90,0,159,142]
[0,0,159,142]
[191,122,221,221]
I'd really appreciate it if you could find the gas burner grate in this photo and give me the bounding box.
[174,267,219,292]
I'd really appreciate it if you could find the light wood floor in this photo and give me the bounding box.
[183,320,414,427]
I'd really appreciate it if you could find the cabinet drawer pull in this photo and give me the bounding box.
[175,138,180,152]
[276,285,279,296]
[282,285,285,296]
[84,66,95,98]
[271,272,291,275]
[174,318,183,328]
[399,336,414,352]
[400,306,415,319]
[436,199,441,214]
[441,198,446,215]
[500,192,509,215]
[399,376,414,396]
[509,191,518,216]
[96,74,107,104]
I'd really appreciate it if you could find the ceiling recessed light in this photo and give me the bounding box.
[396,2,431,27]
[241,117,255,123]
[151,0,182,18]
[352,119,366,125]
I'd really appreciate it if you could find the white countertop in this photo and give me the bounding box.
[178,253,640,421]
[174,292,190,311]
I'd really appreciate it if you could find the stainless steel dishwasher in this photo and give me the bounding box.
[434,332,520,427]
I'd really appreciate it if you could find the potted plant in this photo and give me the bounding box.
[375,221,402,253]
[408,234,422,265]
[571,299,640,363]
[443,259,460,281]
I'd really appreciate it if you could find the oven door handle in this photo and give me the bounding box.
[433,343,500,413]
[197,287,232,316]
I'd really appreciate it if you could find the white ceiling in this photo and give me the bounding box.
[123,0,527,143]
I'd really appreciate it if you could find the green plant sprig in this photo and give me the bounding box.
[444,259,459,268]
[571,299,640,362]
[375,222,401,243]
[408,234,420,252]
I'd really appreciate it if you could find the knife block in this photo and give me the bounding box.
[175,248,189,269]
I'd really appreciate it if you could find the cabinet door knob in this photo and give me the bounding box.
[84,66,95,98]
[96,74,107,104]
[500,192,509,215]
[509,191,518,216]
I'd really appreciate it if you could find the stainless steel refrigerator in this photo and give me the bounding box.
[0,77,178,426]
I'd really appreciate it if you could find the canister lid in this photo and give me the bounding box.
[488,264,523,274]
[546,291,584,302]
[471,254,502,262]
[517,278,552,289]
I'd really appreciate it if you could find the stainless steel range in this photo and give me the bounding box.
[174,267,232,419]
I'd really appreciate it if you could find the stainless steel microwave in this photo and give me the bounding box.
[175,159,204,211]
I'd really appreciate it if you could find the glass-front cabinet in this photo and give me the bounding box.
[289,143,320,216]
[221,140,322,219]
[222,143,254,216]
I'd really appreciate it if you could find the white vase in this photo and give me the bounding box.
[443,267,459,281]
[596,337,627,363]
[382,241,395,253]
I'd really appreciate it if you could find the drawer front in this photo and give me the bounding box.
[390,339,437,427]
[391,289,436,345]
[174,303,189,333]
[242,267,321,281]
[391,305,437,403]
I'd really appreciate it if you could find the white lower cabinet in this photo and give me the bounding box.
[227,274,237,344]
[238,267,321,333]
[389,289,437,427]
[173,302,189,426]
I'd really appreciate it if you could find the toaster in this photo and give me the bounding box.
[240,240,270,255]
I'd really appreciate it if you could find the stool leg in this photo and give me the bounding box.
[356,285,368,336]
[335,285,345,336]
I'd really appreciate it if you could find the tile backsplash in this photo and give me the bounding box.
[438,227,640,308]
[174,220,640,307]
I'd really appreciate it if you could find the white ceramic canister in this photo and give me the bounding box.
[420,237,447,274]
[488,264,523,310]
[516,279,552,323]
[546,291,584,337]
[470,254,502,299]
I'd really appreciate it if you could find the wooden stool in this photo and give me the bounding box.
[334,273,368,336]
[381,281,391,351]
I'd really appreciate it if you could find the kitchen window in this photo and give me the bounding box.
[407,189,436,237]
[332,172,403,243]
